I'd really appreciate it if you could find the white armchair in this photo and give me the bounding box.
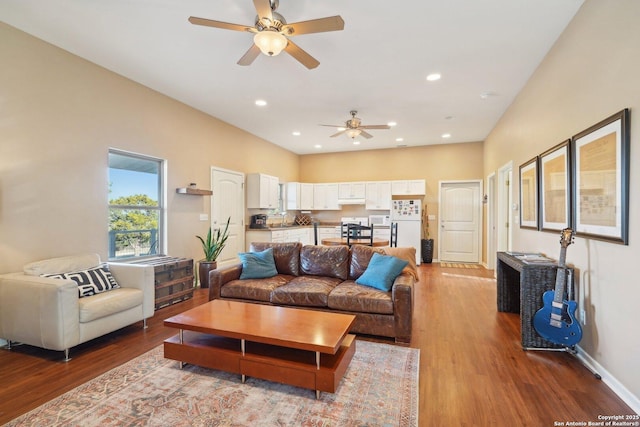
[0,254,154,361]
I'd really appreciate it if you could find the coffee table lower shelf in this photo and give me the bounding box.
[164,331,356,398]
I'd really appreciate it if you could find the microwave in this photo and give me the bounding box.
[369,215,390,226]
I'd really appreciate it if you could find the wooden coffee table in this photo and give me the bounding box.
[164,299,356,398]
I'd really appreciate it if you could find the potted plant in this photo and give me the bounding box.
[421,205,434,264]
[196,217,230,288]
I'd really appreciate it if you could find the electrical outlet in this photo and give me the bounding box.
[580,309,587,325]
[199,213,208,221]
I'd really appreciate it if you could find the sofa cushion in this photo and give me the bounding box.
[356,253,408,292]
[270,275,343,307]
[349,245,385,280]
[24,253,101,276]
[42,264,121,297]
[239,248,277,279]
[250,242,301,276]
[79,288,143,323]
[300,245,349,280]
[221,275,293,302]
[328,281,394,315]
[349,245,418,282]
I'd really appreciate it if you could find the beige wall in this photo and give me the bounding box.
[484,0,640,409]
[300,142,485,257]
[0,23,298,272]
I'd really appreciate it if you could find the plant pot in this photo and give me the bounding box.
[198,260,217,289]
[421,239,434,264]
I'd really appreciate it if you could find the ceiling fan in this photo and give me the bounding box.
[188,0,344,69]
[321,110,391,139]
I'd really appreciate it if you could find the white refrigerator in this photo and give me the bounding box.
[391,199,422,264]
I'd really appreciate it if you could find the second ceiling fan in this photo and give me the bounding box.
[321,111,391,140]
[189,0,344,69]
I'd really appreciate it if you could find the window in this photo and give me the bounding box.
[108,149,165,260]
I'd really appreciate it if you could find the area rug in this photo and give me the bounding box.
[7,340,419,426]
[440,262,480,269]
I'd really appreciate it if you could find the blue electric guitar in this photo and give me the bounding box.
[533,228,583,346]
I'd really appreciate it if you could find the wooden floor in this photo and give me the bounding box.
[0,264,635,425]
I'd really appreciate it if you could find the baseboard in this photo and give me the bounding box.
[576,345,640,414]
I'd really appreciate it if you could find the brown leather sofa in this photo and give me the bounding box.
[208,242,416,344]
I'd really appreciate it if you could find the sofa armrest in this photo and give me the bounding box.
[391,273,414,344]
[209,263,243,300]
[108,263,155,318]
[0,273,80,351]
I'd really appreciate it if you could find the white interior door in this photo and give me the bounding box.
[486,173,496,270]
[211,167,244,267]
[439,180,482,263]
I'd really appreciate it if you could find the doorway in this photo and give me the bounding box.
[211,167,245,267]
[497,162,513,252]
[438,180,482,263]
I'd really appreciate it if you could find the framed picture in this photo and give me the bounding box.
[540,140,571,232]
[519,157,539,230]
[571,109,630,244]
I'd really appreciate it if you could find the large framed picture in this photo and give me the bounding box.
[571,109,630,244]
[540,140,571,232]
[519,157,539,230]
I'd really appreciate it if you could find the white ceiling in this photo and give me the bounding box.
[1,0,583,154]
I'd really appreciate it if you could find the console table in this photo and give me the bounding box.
[496,252,572,349]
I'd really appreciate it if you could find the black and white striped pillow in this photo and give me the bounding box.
[42,264,120,297]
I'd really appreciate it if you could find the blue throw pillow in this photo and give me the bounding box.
[239,248,278,279]
[355,253,409,292]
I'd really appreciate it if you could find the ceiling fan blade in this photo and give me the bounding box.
[237,44,261,66]
[359,130,374,139]
[319,124,343,127]
[188,16,254,32]
[360,124,391,130]
[284,40,320,69]
[330,130,347,138]
[253,0,273,22]
[282,16,345,36]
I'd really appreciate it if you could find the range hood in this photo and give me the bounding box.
[338,198,366,205]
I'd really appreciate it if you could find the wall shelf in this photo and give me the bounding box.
[176,188,213,196]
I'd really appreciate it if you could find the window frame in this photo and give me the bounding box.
[108,148,166,261]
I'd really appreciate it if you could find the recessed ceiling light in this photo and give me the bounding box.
[441,133,451,138]
[395,137,404,142]
[314,144,322,149]
[353,141,361,145]
[337,127,346,131]
[255,99,267,106]
[388,121,397,127]
[426,73,441,81]
[292,131,301,136]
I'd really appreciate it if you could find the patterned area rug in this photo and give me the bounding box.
[440,262,481,269]
[7,340,419,426]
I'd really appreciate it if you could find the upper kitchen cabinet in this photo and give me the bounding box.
[338,182,366,200]
[313,183,340,210]
[286,182,314,211]
[247,173,279,209]
[365,181,391,210]
[391,179,426,196]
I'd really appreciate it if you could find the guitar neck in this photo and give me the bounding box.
[553,246,568,303]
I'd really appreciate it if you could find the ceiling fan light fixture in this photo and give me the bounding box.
[345,128,361,139]
[254,30,288,56]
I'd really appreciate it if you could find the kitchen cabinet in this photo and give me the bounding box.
[338,182,366,200]
[247,173,279,209]
[245,227,313,250]
[313,183,339,210]
[286,182,314,211]
[391,179,426,196]
[365,181,391,210]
